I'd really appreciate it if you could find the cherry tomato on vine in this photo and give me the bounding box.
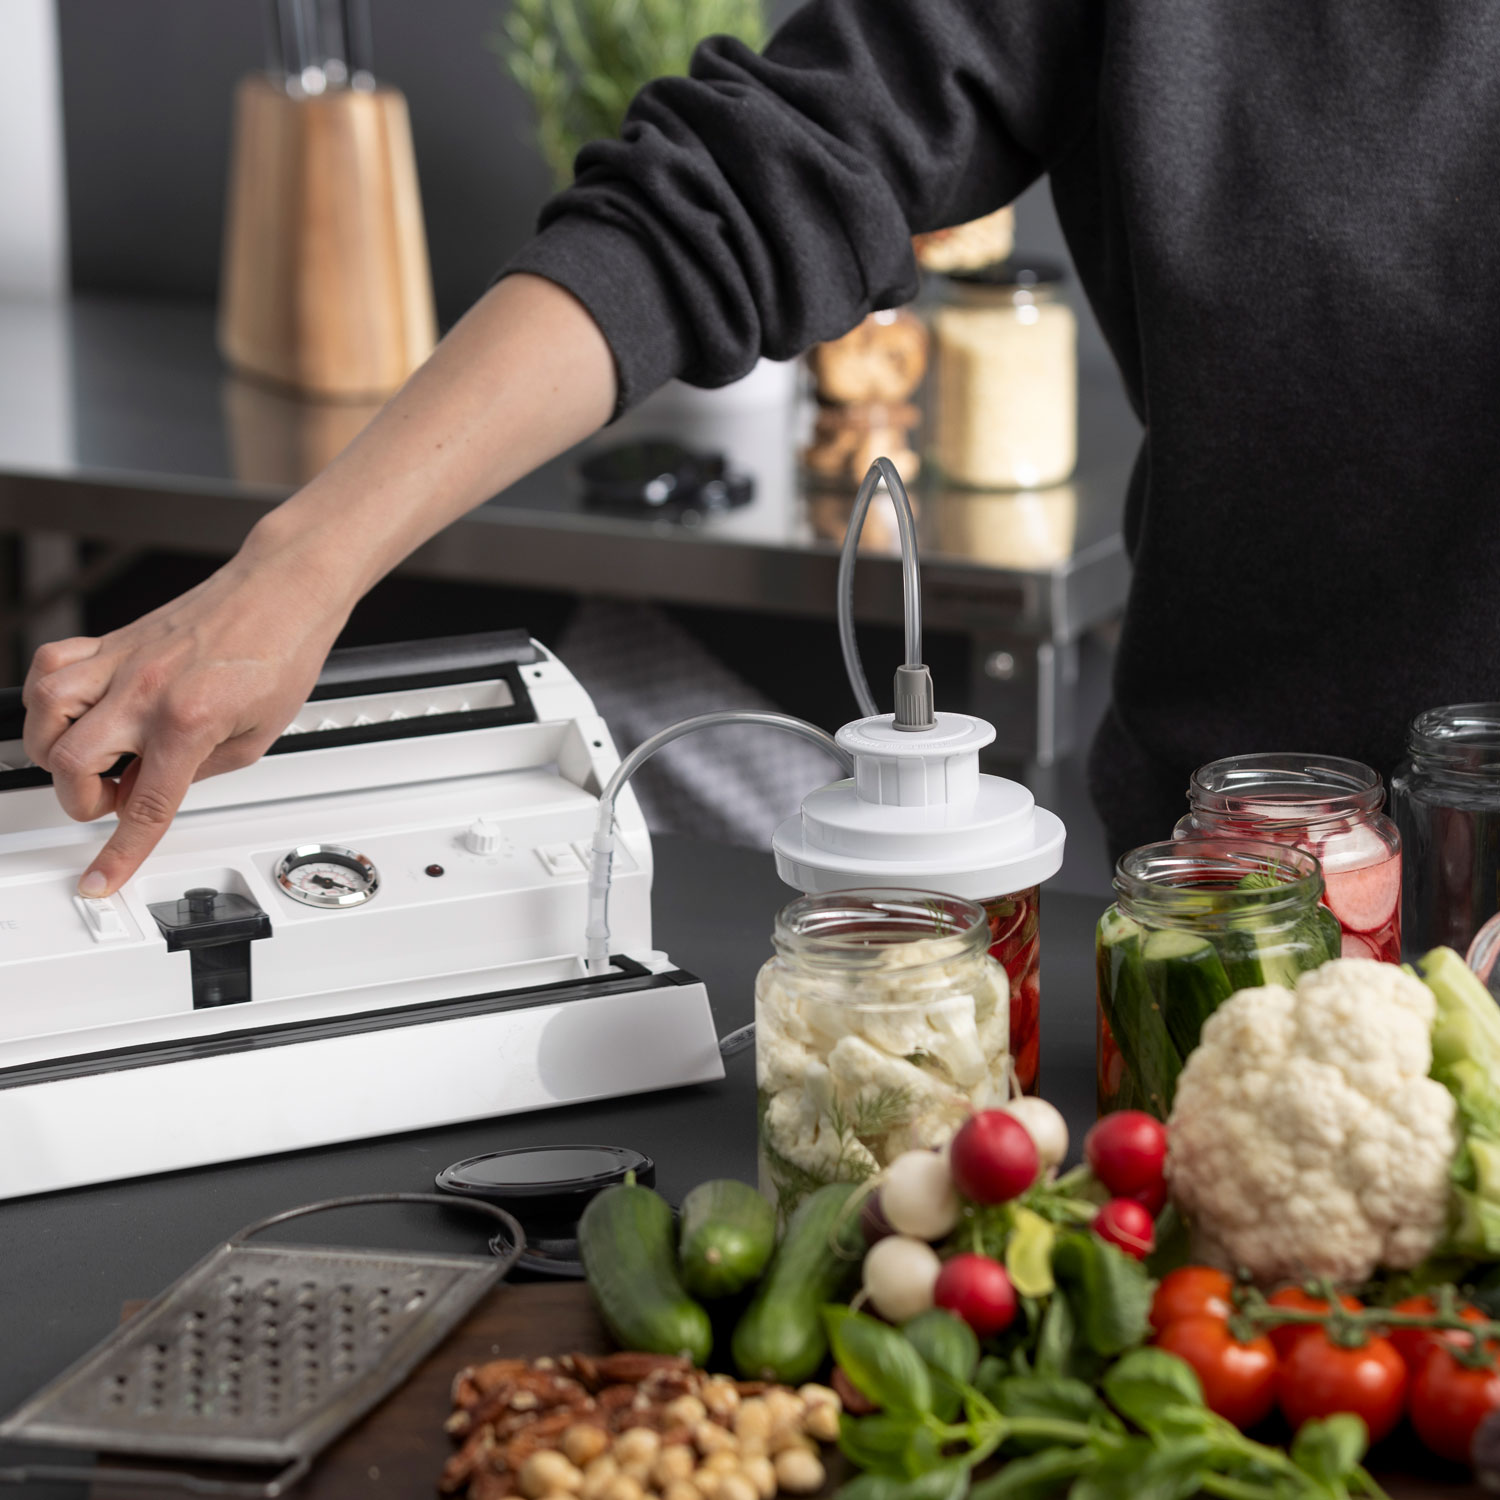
[1151,1267,1234,1334]
[1276,1329,1408,1443]
[1384,1295,1487,1373]
[1265,1286,1364,1358]
[1155,1315,1279,1430]
[1410,1341,1500,1464]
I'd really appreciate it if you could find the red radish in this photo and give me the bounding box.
[1084,1111,1168,1198]
[934,1253,1017,1337]
[1323,858,1400,935]
[1093,1197,1156,1259]
[1129,1177,1169,1216]
[1339,931,1380,960]
[949,1111,1039,1204]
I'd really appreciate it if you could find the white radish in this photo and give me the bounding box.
[862,1235,942,1322]
[879,1150,961,1240]
[1002,1097,1069,1171]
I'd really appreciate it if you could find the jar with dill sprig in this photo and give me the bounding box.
[755,889,1010,1221]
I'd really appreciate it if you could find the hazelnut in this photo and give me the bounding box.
[774,1450,826,1496]
[743,1457,777,1500]
[715,1475,758,1500]
[613,1429,662,1468]
[519,1451,583,1499]
[652,1447,696,1488]
[602,1477,646,1500]
[733,1400,772,1449]
[693,1421,737,1457]
[563,1426,610,1468]
[664,1485,702,1500]
[803,1403,840,1444]
[664,1394,708,1428]
[701,1452,741,1477]
[700,1379,741,1420]
[579,1456,619,1500]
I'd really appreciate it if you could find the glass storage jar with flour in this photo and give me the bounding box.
[756,889,1009,1219]
[930,260,1077,490]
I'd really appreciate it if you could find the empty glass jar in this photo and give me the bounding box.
[1392,705,1500,957]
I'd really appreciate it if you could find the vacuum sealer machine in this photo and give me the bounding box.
[0,631,726,1200]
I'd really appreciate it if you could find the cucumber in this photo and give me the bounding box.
[1098,910,1181,1117]
[1314,904,1343,963]
[1217,927,1267,993]
[731,1181,863,1382]
[678,1179,776,1300]
[578,1182,713,1364]
[1142,927,1233,1059]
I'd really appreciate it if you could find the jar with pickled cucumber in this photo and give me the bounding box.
[757,890,1010,1220]
[1096,840,1337,1118]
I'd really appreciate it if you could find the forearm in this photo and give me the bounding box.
[245,272,616,603]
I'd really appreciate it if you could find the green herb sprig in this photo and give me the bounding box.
[498,0,767,187]
[826,1306,1389,1500]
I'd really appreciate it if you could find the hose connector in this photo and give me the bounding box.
[892,664,936,731]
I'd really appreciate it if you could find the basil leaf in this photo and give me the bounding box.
[1051,1234,1156,1357]
[836,1462,970,1500]
[1100,1350,1206,1432]
[1291,1414,1370,1483]
[991,1374,1108,1426]
[825,1306,934,1416]
[903,1309,981,1385]
[969,1446,1097,1500]
[926,1366,967,1424]
[1034,1289,1077,1378]
[838,1414,927,1478]
[1072,1436,1213,1500]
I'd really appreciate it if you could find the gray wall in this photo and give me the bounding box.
[57,0,1108,370]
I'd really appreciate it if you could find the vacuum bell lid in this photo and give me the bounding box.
[772,709,1066,900]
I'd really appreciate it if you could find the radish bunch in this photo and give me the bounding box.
[858,1103,1170,1337]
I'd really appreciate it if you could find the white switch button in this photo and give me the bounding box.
[464,818,504,855]
[74,895,128,943]
[536,842,585,877]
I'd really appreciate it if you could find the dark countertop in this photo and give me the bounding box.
[0,296,1139,642]
[0,833,1105,1499]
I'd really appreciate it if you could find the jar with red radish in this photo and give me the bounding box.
[1174,754,1401,963]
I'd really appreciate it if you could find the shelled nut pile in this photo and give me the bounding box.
[440,1352,842,1500]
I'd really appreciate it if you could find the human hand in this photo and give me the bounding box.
[22,532,353,896]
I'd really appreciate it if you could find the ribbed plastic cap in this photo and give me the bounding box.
[772,710,1066,900]
[892,665,936,731]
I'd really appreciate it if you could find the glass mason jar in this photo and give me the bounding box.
[756,889,1009,1220]
[930,260,1077,490]
[981,886,1042,1094]
[1175,754,1401,963]
[1392,705,1500,957]
[1096,840,1336,1119]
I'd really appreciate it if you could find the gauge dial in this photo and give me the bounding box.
[275,845,380,909]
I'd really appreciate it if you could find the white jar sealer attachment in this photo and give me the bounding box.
[582,456,1064,975]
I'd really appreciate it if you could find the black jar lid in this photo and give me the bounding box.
[945,257,1067,289]
[437,1144,653,1218]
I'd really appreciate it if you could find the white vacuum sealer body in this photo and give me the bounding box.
[0,633,723,1198]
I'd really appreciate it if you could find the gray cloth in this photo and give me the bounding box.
[505,0,1500,853]
[557,599,843,848]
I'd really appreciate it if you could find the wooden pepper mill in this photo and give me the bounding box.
[218,75,437,399]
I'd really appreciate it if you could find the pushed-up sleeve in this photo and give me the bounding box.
[503,0,1102,412]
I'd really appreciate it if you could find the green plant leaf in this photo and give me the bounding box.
[1071,1436,1213,1500]
[1100,1350,1205,1433]
[968,1446,1098,1500]
[1034,1288,1078,1377]
[836,1463,970,1500]
[990,1374,1114,1429]
[1006,1207,1058,1298]
[902,1309,981,1385]
[1051,1233,1156,1356]
[1290,1414,1370,1483]
[824,1306,934,1416]
[838,1414,927,1478]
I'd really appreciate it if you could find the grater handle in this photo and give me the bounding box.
[229,1191,525,1269]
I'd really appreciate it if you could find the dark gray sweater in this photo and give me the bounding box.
[507,0,1500,852]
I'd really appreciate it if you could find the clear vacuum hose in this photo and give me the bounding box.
[836,456,924,720]
[585,711,852,975]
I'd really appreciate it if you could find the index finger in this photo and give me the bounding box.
[77,750,204,898]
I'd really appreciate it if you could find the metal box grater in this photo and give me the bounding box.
[0,1193,523,1496]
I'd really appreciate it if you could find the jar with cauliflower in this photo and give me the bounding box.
[1097,840,1337,1119]
[757,890,1010,1220]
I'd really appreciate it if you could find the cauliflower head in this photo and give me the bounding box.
[1167,958,1458,1286]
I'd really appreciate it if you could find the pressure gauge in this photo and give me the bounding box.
[275,845,380,909]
